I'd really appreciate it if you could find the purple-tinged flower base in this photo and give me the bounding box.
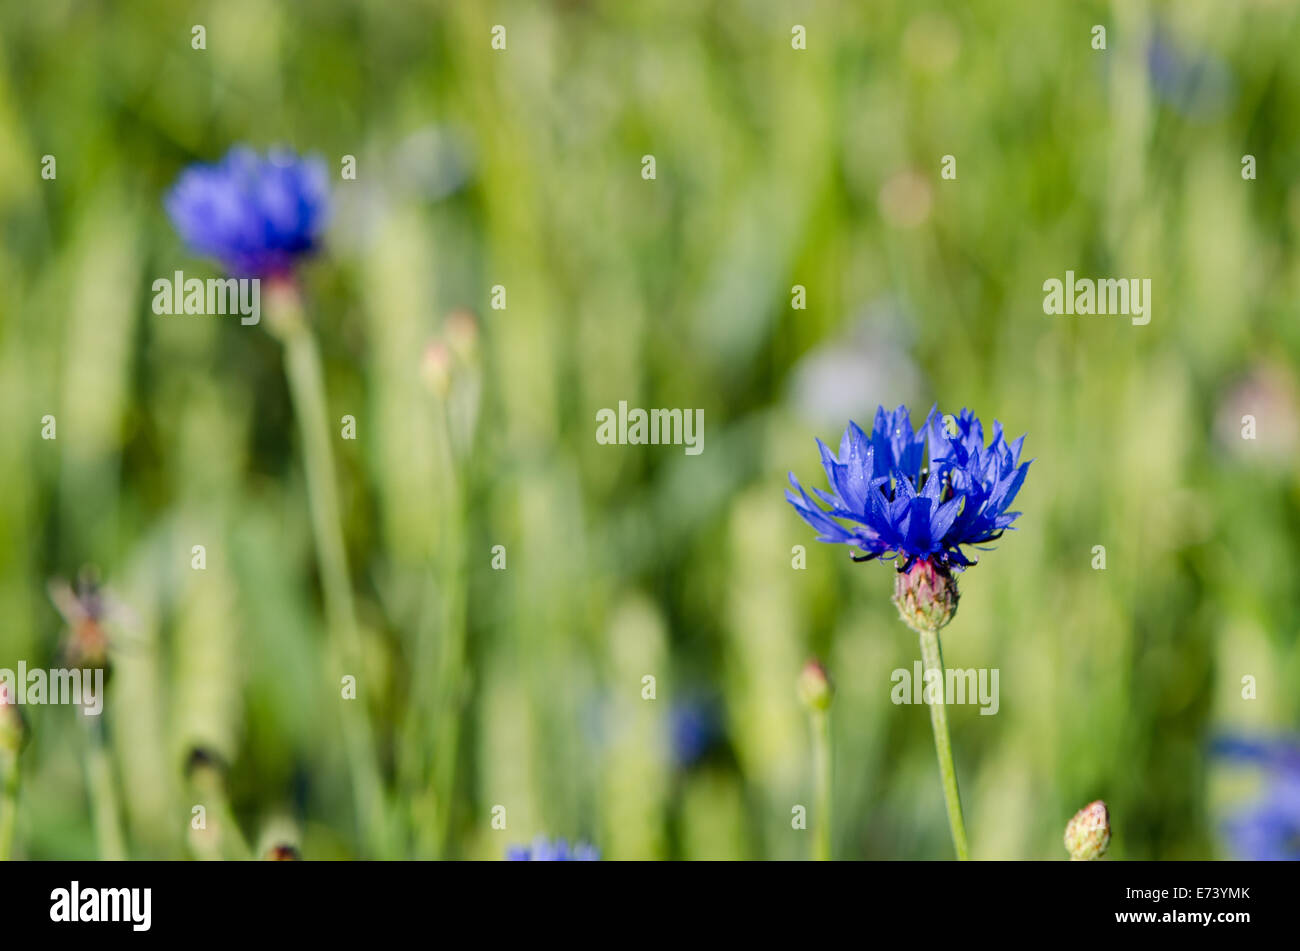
[893,558,960,632]
[786,405,1030,571]
[166,147,329,278]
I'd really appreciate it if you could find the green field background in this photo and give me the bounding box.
[1,0,1298,859]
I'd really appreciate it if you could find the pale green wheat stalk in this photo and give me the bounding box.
[82,715,126,860]
[268,285,390,858]
[0,753,20,860]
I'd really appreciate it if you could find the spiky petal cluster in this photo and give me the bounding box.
[165,147,329,278]
[786,405,1030,570]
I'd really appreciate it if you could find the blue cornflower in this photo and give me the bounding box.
[669,698,723,769]
[1213,736,1300,861]
[786,405,1030,571]
[165,147,330,278]
[1146,28,1232,119]
[505,836,600,861]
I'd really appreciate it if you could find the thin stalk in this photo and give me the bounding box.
[82,715,126,860]
[919,627,969,860]
[811,708,832,860]
[429,403,468,857]
[0,753,19,860]
[394,399,467,859]
[270,286,389,857]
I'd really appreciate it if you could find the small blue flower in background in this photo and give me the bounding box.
[669,698,723,769]
[165,147,330,278]
[786,405,1029,571]
[505,836,600,861]
[1146,27,1233,119]
[787,301,922,430]
[1212,736,1300,861]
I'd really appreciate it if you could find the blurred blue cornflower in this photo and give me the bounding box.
[165,147,330,278]
[786,405,1029,571]
[669,698,723,769]
[1146,27,1232,119]
[1213,736,1300,861]
[506,836,600,861]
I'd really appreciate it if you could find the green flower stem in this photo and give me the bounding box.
[0,753,20,860]
[430,404,468,857]
[269,286,389,857]
[82,716,126,860]
[811,708,832,861]
[919,627,969,860]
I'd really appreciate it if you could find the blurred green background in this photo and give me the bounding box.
[1,0,1299,860]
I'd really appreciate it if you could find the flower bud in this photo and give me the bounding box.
[420,340,453,398]
[444,308,480,366]
[892,558,959,633]
[797,659,834,712]
[1064,800,1110,861]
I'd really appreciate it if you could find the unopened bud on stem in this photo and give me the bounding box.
[1064,800,1110,861]
[798,659,834,712]
[444,308,480,366]
[421,341,453,398]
